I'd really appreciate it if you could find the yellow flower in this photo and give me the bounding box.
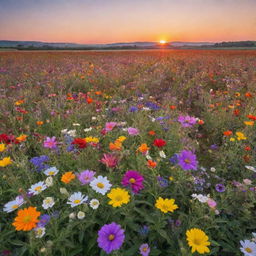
[0,143,6,152]
[244,121,254,126]
[15,100,24,106]
[155,197,178,213]
[186,228,210,254]
[107,188,130,207]
[117,136,126,143]
[85,136,99,143]
[236,132,247,140]
[169,176,174,181]
[0,157,12,167]
[230,137,235,142]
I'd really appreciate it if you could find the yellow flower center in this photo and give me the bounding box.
[184,159,191,164]
[129,178,136,184]
[48,171,55,175]
[74,199,81,204]
[108,234,115,241]
[193,238,202,246]
[12,204,18,209]
[36,229,43,235]
[97,182,104,189]
[245,247,252,253]
[35,186,42,191]
[23,215,32,223]
[162,204,169,211]
[115,196,123,201]
[143,247,148,252]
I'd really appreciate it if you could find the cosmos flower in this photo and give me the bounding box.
[105,122,117,132]
[178,115,197,127]
[97,222,125,254]
[127,127,139,135]
[177,150,198,171]
[90,176,112,195]
[186,228,210,254]
[3,196,25,213]
[77,170,96,185]
[12,207,41,231]
[43,137,58,149]
[67,192,88,208]
[139,243,150,256]
[107,188,130,207]
[121,170,144,194]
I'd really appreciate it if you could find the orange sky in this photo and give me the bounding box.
[0,0,256,43]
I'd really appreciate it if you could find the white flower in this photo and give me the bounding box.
[34,227,46,238]
[245,166,256,172]
[142,107,150,111]
[45,176,53,187]
[28,181,47,195]
[77,211,85,219]
[92,116,97,120]
[3,196,24,213]
[67,129,77,137]
[84,127,93,132]
[42,197,55,209]
[90,176,112,195]
[145,154,152,160]
[240,240,256,256]
[67,192,88,208]
[89,199,100,209]
[210,167,216,172]
[44,167,59,176]
[61,129,68,134]
[191,194,209,203]
[60,187,69,196]
[159,150,166,158]
[69,212,76,219]
[72,123,80,126]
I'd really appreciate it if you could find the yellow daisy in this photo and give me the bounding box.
[107,188,130,207]
[155,197,178,213]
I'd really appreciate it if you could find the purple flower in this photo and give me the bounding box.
[138,225,149,236]
[169,154,178,165]
[43,136,58,149]
[97,222,125,254]
[178,115,197,127]
[127,127,139,136]
[38,214,51,227]
[129,106,138,112]
[177,150,198,170]
[139,243,150,256]
[30,155,50,172]
[122,170,144,193]
[77,170,96,185]
[215,183,225,192]
[157,176,169,188]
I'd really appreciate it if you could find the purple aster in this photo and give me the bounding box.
[157,176,169,188]
[97,222,125,254]
[129,106,138,112]
[139,243,150,256]
[178,115,197,127]
[30,155,50,172]
[77,170,96,185]
[121,170,144,193]
[177,150,198,170]
[38,214,51,227]
[43,136,58,149]
[215,183,225,192]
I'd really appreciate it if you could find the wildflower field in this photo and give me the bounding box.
[0,49,256,256]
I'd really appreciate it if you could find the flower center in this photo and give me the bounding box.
[108,234,115,241]
[23,215,32,223]
[35,186,42,191]
[97,182,104,189]
[129,178,136,184]
[12,204,18,209]
[245,247,252,253]
[74,199,81,204]
[193,238,202,246]
[49,171,55,175]
[184,159,191,164]
[115,196,123,201]
[36,229,43,235]
[142,247,148,252]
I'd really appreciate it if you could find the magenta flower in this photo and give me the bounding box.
[100,154,118,168]
[178,115,197,127]
[139,243,150,256]
[177,150,198,170]
[43,137,58,149]
[97,222,125,254]
[105,122,117,132]
[122,170,144,193]
[127,127,139,135]
[77,170,96,185]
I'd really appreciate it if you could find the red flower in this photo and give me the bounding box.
[153,139,166,148]
[233,109,240,116]
[247,115,256,121]
[244,146,251,151]
[72,138,87,149]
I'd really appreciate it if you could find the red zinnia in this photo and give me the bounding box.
[153,139,166,148]
[72,138,87,149]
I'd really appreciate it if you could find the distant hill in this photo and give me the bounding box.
[0,40,255,50]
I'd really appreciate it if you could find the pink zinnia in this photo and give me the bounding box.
[100,154,118,168]
[122,170,144,194]
[43,136,58,149]
[127,127,139,136]
[105,122,117,132]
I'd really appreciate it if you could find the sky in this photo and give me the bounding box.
[0,0,256,43]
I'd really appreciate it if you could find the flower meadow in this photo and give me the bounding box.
[0,50,256,256]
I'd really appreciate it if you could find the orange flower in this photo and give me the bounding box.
[12,207,40,231]
[233,109,240,116]
[138,143,150,154]
[16,134,27,142]
[87,97,93,104]
[244,121,254,126]
[95,91,102,95]
[148,130,156,136]
[36,121,44,125]
[15,100,24,106]
[223,130,232,136]
[198,119,204,125]
[147,159,157,168]
[245,92,253,98]
[109,140,122,151]
[169,105,176,110]
[61,171,75,184]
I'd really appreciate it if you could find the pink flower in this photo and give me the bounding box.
[127,127,139,136]
[207,199,217,209]
[122,170,144,193]
[105,122,117,132]
[43,137,58,149]
[100,154,118,168]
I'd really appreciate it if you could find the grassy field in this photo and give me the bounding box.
[0,50,256,256]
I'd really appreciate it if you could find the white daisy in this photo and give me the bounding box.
[28,181,47,195]
[34,227,46,238]
[67,192,88,208]
[89,199,100,209]
[240,240,256,256]
[191,194,209,203]
[245,166,256,172]
[90,176,112,195]
[84,127,92,132]
[159,150,166,158]
[44,167,59,176]
[3,196,25,213]
[77,211,85,219]
[42,197,55,209]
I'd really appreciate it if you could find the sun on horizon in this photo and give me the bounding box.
[159,40,167,44]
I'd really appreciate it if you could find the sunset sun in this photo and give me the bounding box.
[159,40,167,44]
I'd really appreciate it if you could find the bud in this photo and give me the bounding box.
[77,211,85,220]
[45,176,53,187]
[69,212,76,220]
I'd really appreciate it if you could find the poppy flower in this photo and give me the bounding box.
[153,139,166,148]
